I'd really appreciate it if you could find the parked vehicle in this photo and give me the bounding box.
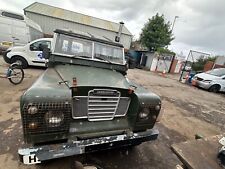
[0,10,43,52]
[3,38,52,68]
[18,29,162,164]
[192,68,225,92]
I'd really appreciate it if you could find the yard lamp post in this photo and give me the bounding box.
[171,16,179,32]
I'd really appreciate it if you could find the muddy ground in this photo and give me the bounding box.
[0,56,224,169]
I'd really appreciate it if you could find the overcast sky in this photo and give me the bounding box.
[1,0,225,56]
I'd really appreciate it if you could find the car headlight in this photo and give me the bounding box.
[155,104,161,111]
[28,106,38,114]
[139,107,150,119]
[203,80,212,83]
[45,111,64,127]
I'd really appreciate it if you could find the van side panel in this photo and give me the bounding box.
[0,16,13,44]
[0,11,43,51]
[12,19,30,46]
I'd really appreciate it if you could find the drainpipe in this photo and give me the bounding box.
[115,21,124,42]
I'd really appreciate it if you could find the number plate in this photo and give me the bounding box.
[23,154,41,164]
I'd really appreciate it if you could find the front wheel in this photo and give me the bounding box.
[11,56,28,69]
[8,65,24,85]
[208,85,220,93]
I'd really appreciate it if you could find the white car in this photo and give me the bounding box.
[3,38,52,68]
[193,68,225,92]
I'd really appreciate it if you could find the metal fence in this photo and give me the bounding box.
[179,50,210,82]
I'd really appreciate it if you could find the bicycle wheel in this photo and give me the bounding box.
[8,65,24,85]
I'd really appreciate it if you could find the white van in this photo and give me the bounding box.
[3,38,52,68]
[0,10,43,52]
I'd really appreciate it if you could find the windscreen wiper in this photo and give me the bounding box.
[95,56,111,63]
[72,55,91,59]
[72,55,112,64]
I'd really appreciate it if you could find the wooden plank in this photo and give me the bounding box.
[171,135,224,169]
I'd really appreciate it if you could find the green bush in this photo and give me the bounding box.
[192,57,216,71]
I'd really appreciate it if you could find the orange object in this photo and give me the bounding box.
[72,77,77,87]
[162,69,166,77]
[185,74,189,81]
[128,88,134,94]
[192,79,197,86]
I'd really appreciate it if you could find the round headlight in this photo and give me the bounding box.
[155,105,161,111]
[139,107,150,119]
[28,106,38,114]
[45,111,64,127]
[28,122,38,129]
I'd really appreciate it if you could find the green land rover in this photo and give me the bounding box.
[18,29,161,164]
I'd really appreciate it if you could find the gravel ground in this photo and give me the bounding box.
[0,56,224,169]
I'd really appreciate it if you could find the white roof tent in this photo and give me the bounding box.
[24,2,132,49]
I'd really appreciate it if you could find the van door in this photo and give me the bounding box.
[28,40,51,66]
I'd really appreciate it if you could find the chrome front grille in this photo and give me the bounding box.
[88,89,120,121]
[72,89,130,121]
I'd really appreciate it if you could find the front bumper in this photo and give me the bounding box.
[2,50,11,64]
[194,80,211,89]
[18,129,159,165]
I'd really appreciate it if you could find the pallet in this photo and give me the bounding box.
[171,134,224,169]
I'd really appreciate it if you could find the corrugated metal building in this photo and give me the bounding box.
[24,2,132,49]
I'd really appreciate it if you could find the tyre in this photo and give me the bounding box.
[208,85,220,93]
[8,65,24,85]
[11,56,28,69]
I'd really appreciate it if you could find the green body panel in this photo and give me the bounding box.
[48,54,127,75]
[20,63,160,143]
[55,64,131,88]
[21,68,70,102]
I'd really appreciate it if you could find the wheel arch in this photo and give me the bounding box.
[11,55,29,68]
[209,84,221,92]
[11,55,28,65]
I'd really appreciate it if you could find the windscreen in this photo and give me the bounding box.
[54,34,92,58]
[53,33,124,64]
[206,68,225,77]
[94,43,123,64]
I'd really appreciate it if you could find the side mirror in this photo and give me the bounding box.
[42,46,50,59]
[38,44,44,51]
[30,44,38,51]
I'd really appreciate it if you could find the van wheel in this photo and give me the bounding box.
[11,56,28,69]
[208,85,220,93]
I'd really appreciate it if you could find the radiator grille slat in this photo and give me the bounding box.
[87,89,120,121]
[72,89,130,121]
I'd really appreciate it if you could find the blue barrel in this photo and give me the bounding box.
[189,72,196,83]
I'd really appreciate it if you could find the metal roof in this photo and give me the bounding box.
[24,2,132,36]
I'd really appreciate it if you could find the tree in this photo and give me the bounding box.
[156,47,175,56]
[140,13,174,51]
[192,56,217,71]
